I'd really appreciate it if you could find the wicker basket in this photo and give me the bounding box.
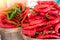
[0,27,24,40]
[0,28,2,40]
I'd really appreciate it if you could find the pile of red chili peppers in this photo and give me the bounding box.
[22,1,60,39]
[0,1,60,39]
[0,3,29,28]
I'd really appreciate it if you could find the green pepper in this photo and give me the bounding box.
[6,6,23,20]
[19,17,23,20]
[9,9,17,20]
[7,9,17,20]
[24,5,26,10]
[16,7,22,14]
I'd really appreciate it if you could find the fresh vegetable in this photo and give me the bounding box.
[55,23,60,35]
[0,3,29,28]
[22,1,60,39]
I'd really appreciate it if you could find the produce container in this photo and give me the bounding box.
[0,28,2,40]
[21,0,60,40]
[0,27,23,40]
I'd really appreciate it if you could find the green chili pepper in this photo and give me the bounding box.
[7,13,10,20]
[19,17,23,20]
[9,9,17,20]
[16,7,22,14]
[7,6,23,20]
[24,5,26,10]
[7,9,17,20]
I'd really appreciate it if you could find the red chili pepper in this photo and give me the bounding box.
[55,23,60,35]
[36,25,51,32]
[15,14,20,18]
[30,20,44,25]
[22,22,46,29]
[0,14,17,28]
[48,9,59,17]
[37,1,56,5]
[46,15,57,21]
[22,7,30,16]
[34,5,50,13]
[22,28,36,36]
[28,18,35,23]
[1,23,17,28]
[28,14,42,22]
[28,13,37,19]
[21,1,60,39]
[21,7,29,23]
[54,4,60,10]
[44,30,55,34]
[0,19,17,28]
[22,23,29,28]
[47,18,60,25]
[36,34,60,39]
[22,12,26,17]
[33,16,42,20]
[12,18,20,23]
[0,13,7,20]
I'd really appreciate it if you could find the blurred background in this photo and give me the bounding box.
[0,0,60,11]
[0,0,27,11]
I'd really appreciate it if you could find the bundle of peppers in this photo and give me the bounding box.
[0,3,29,28]
[22,1,60,39]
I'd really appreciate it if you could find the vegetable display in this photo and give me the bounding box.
[0,1,60,39]
[0,3,29,28]
[22,1,60,39]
